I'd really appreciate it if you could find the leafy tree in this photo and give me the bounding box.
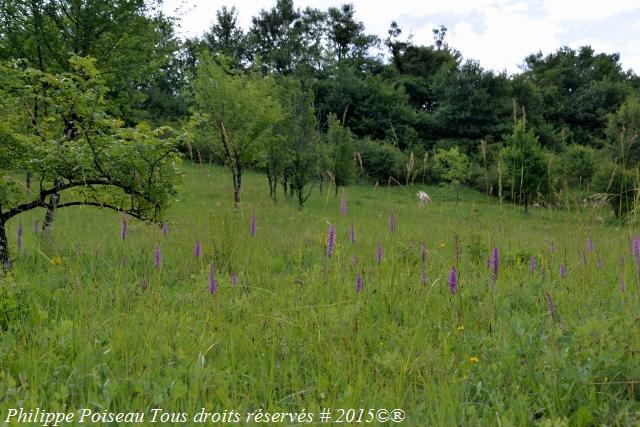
[277,78,319,209]
[561,144,595,188]
[510,75,561,150]
[355,138,405,184]
[605,94,640,167]
[499,121,547,212]
[202,6,248,69]
[430,60,512,143]
[139,15,188,123]
[0,57,180,270]
[389,44,458,113]
[314,65,417,146]
[326,4,378,65]
[592,161,637,219]
[248,0,326,75]
[326,114,355,194]
[261,132,287,202]
[0,0,178,121]
[384,21,408,70]
[192,54,283,209]
[591,94,640,219]
[432,147,470,203]
[521,46,632,146]
[432,25,448,51]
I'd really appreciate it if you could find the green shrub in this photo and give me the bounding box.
[432,147,470,186]
[327,114,356,190]
[561,144,596,188]
[592,161,638,219]
[354,138,405,184]
[499,122,548,209]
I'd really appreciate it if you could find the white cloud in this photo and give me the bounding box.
[442,4,564,72]
[541,0,640,22]
[161,0,640,73]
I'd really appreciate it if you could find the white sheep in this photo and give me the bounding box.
[417,191,432,205]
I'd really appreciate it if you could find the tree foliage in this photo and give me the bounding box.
[280,79,320,209]
[326,114,355,193]
[499,121,547,211]
[0,57,181,269]
[432,147,470,186]
[0,0,181,122]
[191,54,283,208]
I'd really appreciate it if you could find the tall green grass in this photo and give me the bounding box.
[1,163,638,426]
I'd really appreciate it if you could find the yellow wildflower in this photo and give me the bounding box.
[50,256,63,266]
[457,325,465,331]
[439,243,445,248]
[469,356,480,364]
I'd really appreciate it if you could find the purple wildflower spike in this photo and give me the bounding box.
[349,223,355,244]
[250,212,256,238]
[376,241,382,265]
[208,263,217,294]
[421,270,427,285]
[326,224,336,258]
[231,273,238,286]
[194,240,201,258]
[17,221,23,250]
[421,241,427,263]
[587,234,594,252]
[448,266,458,294]
[529,255,536,273]
[545,292,557,320]
[389,210,396,235]
[559,264,566,278]
[154,245,162,268]
[162,222,169,237]
[121,216,127,241]
[633,233,640,261]
[355,273,363,293]
[491,247,499,282]
[341,191,347,218]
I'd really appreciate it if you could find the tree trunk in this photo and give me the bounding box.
[297,187,304,210]
[267,168,278,203]
[282,175,289,199]
[0,219,10,272]
[42,106,74,231]
[42,178,61,233]
[232,169,241,211]
[267,170,274,198]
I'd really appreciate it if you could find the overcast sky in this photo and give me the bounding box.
[161,0,640,74]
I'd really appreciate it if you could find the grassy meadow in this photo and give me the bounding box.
[1,163,639,426]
